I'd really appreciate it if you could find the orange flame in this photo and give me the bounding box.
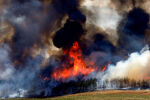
[101,65,107,71]
[51,41,107,81]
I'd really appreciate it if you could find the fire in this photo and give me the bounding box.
[51,41,107,81]
[52,42,94,81]
[101,65,107,71]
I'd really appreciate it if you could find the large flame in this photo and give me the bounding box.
[51,41,104,81]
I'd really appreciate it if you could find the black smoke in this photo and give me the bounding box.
[53,20,85,49]
[52,0,86,49]
[118,8,149,53]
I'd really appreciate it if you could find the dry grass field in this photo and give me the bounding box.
[7,90,150,100]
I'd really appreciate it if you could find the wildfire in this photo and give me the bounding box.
[101,65,107,71]
[51,41,107,81]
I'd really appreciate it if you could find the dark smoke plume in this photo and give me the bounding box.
[118,8,149,54]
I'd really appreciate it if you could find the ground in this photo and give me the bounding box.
[8,90,150,100]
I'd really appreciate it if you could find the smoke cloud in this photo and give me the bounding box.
[102,46,150,81]
[0,0,150,98]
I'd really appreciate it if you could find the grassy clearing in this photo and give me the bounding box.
[7,90,150,100]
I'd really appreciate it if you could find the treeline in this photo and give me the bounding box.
[98,78,150,89]
[27,78,150,97]
[51,78,97,96]
[26,78,97,97]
